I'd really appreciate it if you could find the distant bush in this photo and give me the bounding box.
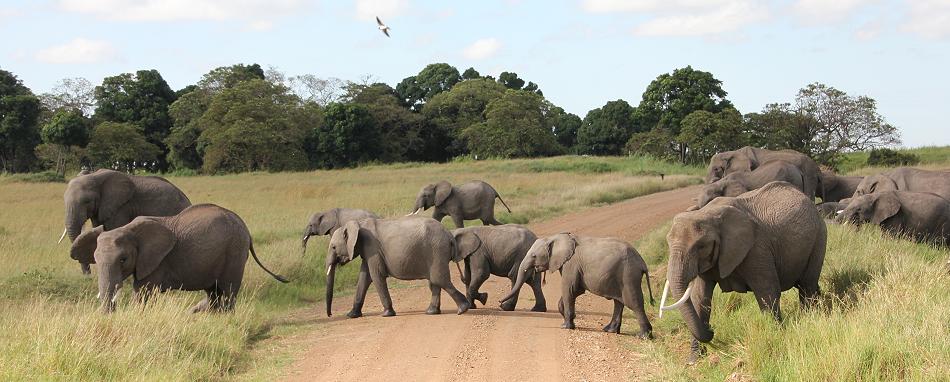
[866,148,920,167]
[2,171,65,183]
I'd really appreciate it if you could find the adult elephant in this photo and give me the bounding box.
[660,182,826,363]
[820,171,864,202]
[706,147,822,200]
[694,160,805,209]
[853,167,950,200]
[500,233,654,337]
[60,169,192,274]
[325,216,471,318]
[837,191,950,245]
[409,180,511,228]
[453,224,545,312]
[301,208,379,254]
[69,204,288,313]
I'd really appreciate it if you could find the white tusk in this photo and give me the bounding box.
[658,280,670,318]
[111,288,121,303]
[96,291,100,299]
[57,228,68,243]
[326,266,332,276]
[660,285,692,313]
[836,210,844,214]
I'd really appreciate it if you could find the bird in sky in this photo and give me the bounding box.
[376,16,391,37]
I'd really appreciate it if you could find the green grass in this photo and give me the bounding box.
[631,222,950,381]
[838,145,950,174]
[0,155,701,381]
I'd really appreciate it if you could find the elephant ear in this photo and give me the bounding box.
[70,225,104,264]
[452,231,482,262]
[434,181,453,206]
[128,219,176,280]
[342,220,361,261]
[715,206,756,279]
[549,233,577,271]
[871,193,901,225]
[97,171,135,223]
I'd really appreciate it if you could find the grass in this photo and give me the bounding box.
[838,145,950,174]
[0,154,701,381]
[630,221,950,381]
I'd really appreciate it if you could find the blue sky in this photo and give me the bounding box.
[2,0,948,147]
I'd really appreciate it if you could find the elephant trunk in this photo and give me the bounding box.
[97,265,122,313]
[65,204,85,243]
[499,254,532,304]
[325,262,336,317]
[665,254,713,343]
[301,225,314,255]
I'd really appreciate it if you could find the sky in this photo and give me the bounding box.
[1,0,949,147]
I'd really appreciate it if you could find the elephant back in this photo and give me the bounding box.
[737,181,822,231]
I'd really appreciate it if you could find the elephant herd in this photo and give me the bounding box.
[54,151,949,364]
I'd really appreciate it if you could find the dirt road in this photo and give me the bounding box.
[282,185,700,382]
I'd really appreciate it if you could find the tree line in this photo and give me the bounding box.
[0,63,900,175]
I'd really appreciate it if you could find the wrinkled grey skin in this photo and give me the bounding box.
[63,169,191,274]
[69,204,287,313]
[853,167,950,200]
[816,201,849,219]
[837,191,950,245]
[695,160,805,208]
[665,182,826,363]
[411,180,511,228]
[820,171,864,203]
[325,216,470,318]
[301,208,380,254]
[500,233,654,337]
[706,147,822,200]
[452,225,545,312]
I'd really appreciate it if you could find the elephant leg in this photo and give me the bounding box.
[528,272,547,312]
[426,282,442,315]
[467,266,490,308]
[451,214,465,229]
[191,289,213,313]
[603,299,623,334]
[348,261,373,318]
[798,240,826,310]
[80,262,91,275]
[481,215,503,226]
[370,273,396,317]
[560,283,579,329]
[686,279,715,362]
[432,210,447,223]
[687,339,706,365]
[752,288,782,322]
[218,282,240,312]
[433,276,470,315]
[623,287,652,339]
[133,284,155,307]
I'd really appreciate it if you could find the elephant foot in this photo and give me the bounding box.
[477,292,488,306]
[500,301,516,311]
[456,301,471,315]
[557,299,564,315]
[346,310,363,318]
[381,308,396,317]
[530,304,547,312]
[80,263,92,275]
[426,306,441,315]
[686,341,706,365]
[602,322,620,334]
[561,321,576,330]
[637,330,653,340]
[190,300,210,314]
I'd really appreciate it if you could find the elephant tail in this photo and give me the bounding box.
[249,242,289,283]
[644,269,655,306]
[495,193,512,213]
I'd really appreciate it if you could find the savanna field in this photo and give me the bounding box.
[0,149,948,381]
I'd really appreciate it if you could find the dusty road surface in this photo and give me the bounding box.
[282,185,701,382]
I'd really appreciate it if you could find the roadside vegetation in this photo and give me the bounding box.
[0,155,700,380]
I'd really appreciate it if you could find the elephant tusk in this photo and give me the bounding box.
[658,280,670,318]
[57,228,68,244]
[111,288,121,303]
[659,285,692,313]
[326,266,332,276]
[836,210,844,215]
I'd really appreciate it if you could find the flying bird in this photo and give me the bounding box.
[376,16,391,37]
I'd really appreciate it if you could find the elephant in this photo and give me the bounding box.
[820,171,864,202]
[694,160,806,209]
[705,147,822,200]
[816,201,849,219]
[409,180,512,228]
[301,208,380,254]
[325,216,471,318]
[499,233,655,337]
[659,181,827,363]
[853,167,950,200]
[452,225,546,312]
[60,169,191,274]
[68,204,288,313]
[837,191,950,245]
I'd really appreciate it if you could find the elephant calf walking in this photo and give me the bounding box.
[453,225,545,312]
[410,180,512,228]
[500,233,654,337]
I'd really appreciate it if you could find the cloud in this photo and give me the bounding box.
[57,0,308,29]
[902,0,950,39]
[854,19,883,40]
[35,38,118,64]
[355,0,408,21]
[792,0,871,25]
[463,38,502,60]
[582,0,769,37]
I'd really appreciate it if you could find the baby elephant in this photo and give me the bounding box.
[70,204,288,313]
[409,180,511,228]
[837,191,950,245]
[500,233,654,337]
[695,160,806,209]
[301,208,380,254]
[453,225,545,312]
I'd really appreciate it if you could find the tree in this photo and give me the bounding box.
[289,74,345,106]
[625,128,677,160]
[461,90,561,158]
[422,78,507,156]
[197,63,265,92]
[40,77,96,116]
[547,106,582,150]
[635,66,732,162]
[195,79,313,173]
[676,107,745,163]
[0,69,41,173]
[165,88,212,170]
[461,67,481,80]
[345,83,447,162]
[576,99,637,155]
[94,69,177,170]
[86,122,160,170]
[310,103,381,168]
[38,109,91,175]
[497,71,525,90]
[396,63,461,110]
